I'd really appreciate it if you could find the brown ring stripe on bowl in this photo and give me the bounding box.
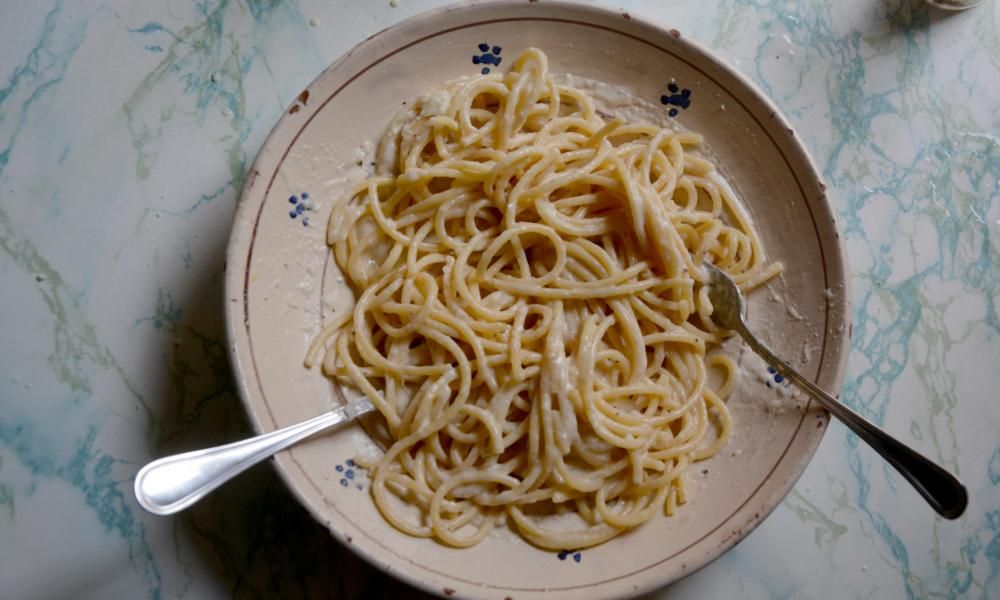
[240,16,834,593]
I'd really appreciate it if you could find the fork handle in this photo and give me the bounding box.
[735,322,967,519]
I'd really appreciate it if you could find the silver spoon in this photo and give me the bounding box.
[134,399,374,515]
[704,263,967,519]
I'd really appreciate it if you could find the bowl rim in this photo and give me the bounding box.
[223,1,852,597]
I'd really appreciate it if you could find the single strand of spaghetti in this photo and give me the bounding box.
[509,300,529,381]
[333,332,401,428]
[433,197,481,253]
[681,153,715,177]
[642,184,697,278]
[462,198,501,236]
[598,386,699,429]
[534,197,617,237]
[706,360,736,405]
[445,436,482,468]
[585,117,626,147]
[457,101,505,147]
[476,223,568,286]
[487,380,528,423]
[502,148,559,226]
[471,461,547,507]
[554,84,598,121]
[712,173,774,268]
[393,185,463,224]
[372,468,434,536]
[563,236,633,281]
[430,505,496,550]
[508,506,623,550]
[693,388,732,459]
[304,310,353,368]
[486,275,658,299]
[498,48,548,147]
[638,129,672,187]
[570,437,618,470]
[431,122,459,160]
[553,454,631,493]
[539,75,561,122]
[607,297,648,384]
[584,403,656,449]
[557,261,648,291]
[606,150,651,248]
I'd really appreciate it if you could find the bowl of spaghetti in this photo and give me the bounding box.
[225,2,850,598]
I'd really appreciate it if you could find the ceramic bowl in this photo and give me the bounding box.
[224,2,851,598]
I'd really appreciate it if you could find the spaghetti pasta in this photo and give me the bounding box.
[306,48,781,550]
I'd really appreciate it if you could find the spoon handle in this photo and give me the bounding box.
[134,399,374,515]
[734,323,968,519]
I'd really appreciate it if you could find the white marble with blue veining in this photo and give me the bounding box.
[1,1,997,598]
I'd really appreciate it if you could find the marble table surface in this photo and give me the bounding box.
[1,0,998,598]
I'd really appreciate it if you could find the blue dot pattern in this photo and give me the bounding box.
[765,366,788,387]
[557,550,582,563]
[660,82,692,117]
[287,192,314,226]
[472,42,502,74]
[334,459,366,491]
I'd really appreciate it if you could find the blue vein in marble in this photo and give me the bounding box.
[0,209,155,436]
[712,1,999,596]
[124,6,248,192]
[134,288,183,329]
[0,457,14,519]
[783,489,849,553]
[122,0,313,217]
[0,421,162,598]
[0,0,154,428]
[142,286,237,447]
[0,2,83,173]
[0,3,162,596]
